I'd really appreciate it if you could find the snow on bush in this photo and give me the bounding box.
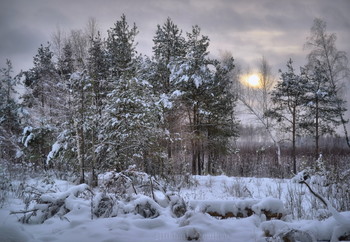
[21,126,34,147]
[46,141,62,165]
[12,183,91,224]
[94,167,187,219]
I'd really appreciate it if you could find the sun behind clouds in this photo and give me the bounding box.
[247,74,260,87]
[241,74,261,88]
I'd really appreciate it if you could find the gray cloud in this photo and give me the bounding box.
[1,0,349,75]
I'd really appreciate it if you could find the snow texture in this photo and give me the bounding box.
[1,175,349,242]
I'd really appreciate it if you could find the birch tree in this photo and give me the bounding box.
[305,18,349,147]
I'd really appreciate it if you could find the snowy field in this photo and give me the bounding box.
[1,172,350,242]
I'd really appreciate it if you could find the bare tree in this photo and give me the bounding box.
[236,56,282,164]
[85,17,100,48]
[70,29,88,70]
[259,56,275,128]
[304,18,350,148]
[51,25,66,66]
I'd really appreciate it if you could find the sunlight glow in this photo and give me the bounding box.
[241,74,261,88]
[247,74,260,87]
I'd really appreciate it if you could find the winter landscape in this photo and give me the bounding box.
[1,166,350,241]
[1,0,350,241]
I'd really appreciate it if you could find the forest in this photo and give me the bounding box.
[1,15,350,241]
[1,15,348,181]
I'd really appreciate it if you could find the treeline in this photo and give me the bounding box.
[1,16,238,184]
[0,16,349,183]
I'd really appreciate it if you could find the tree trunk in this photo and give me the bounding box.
[191,139,197,175]
[207,154,212,174]
[292,107,297,174]
[192,104,199,175]
[75,120,85,184]
[315,97,319,160]
[90,126,98,187]
[197,142,201,175]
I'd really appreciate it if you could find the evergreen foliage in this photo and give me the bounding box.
[107,14,139,79]
[57,42,75,80]
[267,59,308,174]
[301,62,347,157]
[0,60,21,161]
[305,18,350,148]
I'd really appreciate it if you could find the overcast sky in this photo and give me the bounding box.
[1,0,349,76]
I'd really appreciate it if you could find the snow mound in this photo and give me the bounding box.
[261,211,350,241]
[189,198,285,220]
[252,197,285,215]
[0,224,33,242]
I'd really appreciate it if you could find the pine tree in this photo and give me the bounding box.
[152,17,185,94]
[267,59,308,174]
[0,60,19,132]
[301,62,346,158]
[151,18,186,166]
[205,57,239,174]
[101,75,161,172]
[87,32,108,113]
[305,18,350,148]
[0,60,22,161]
[169,25,212,175]
[69,71,90,183]
[107,14,138,79]
[23,43,64,125]
[169,25,239,175]
[21,43,64,168]
[86,32,108,185]
[57,42,75,80]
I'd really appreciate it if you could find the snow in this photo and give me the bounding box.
[193,74,202,88]
[171,90,182,97]
[46,141,62,165]
[1,174,349,242]
[70,72,81,81]
[40,184,88,203]
[189,199,259,216]
[22,126,34,147]
[0,224,33,242]
[159,93,172,109]
[252,197,285,215]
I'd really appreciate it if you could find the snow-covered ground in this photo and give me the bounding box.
[0,174,349,242]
